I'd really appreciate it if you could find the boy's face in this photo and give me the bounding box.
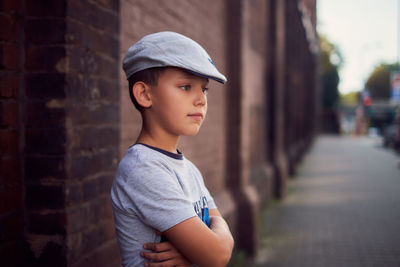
[148,67,209,137]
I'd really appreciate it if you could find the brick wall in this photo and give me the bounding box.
[284,0,318,174]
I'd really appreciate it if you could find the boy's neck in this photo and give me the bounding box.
[136,128,179,154]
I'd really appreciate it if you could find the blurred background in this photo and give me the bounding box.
[319,0,400,145]
[0,0,399,266]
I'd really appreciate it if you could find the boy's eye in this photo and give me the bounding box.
[202,87,209,95]
[180,85,191,91]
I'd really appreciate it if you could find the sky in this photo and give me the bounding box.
[317,0,399,94]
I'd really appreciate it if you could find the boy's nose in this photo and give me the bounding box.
[194,88,207,106]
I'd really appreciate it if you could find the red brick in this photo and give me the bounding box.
[0,212,22,241]
[89,0,119,13]
[70,126,118,153]
[66,205,88,233]
[25,101,66,128]
[25,128,66,156]
[25,73,66,100]
[65,183,83,206]
[96,78,119,102]
[0,157,20,188]
[79,223,109,258]
[65,75,119,103]
[82,175,110,202]
[0,101,19,128]
[0,14,18,42]
[0,0,21,14]
[104,195,114,219]
[70,240,120,267]
[67,1,118,35]
[0,73,18,98]
[0,240,22,267]
[69,149,117,180]
[25,46,66,72]
[0,129,18,156]
[86,197,106,224]
[25,0,66,17]
[0,187,20,213]
[25,184,65,210]
[0,44,19,70]
[68,103,119,126]
[29,211,66,234]
[67,45,118,78]
[25,155,66,181]
[23,240,67,267]
[25,18,66,44]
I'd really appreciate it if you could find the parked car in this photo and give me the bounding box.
[383,124,400,151]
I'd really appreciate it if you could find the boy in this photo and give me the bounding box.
[111,31,234,266]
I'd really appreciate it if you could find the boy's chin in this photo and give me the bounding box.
[182,128,201,136]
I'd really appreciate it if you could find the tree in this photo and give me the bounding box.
[365,62,400,99]
[319,35,342,133]
[320,35,342,109]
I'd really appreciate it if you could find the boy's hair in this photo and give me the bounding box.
[128,67,166,110]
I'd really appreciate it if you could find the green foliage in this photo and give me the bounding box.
[319,35,342,108]
[340,91,360,105]
[365,62,400,99]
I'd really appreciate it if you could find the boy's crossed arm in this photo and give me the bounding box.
[141,209,234,267]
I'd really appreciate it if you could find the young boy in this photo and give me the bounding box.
[111,31,234,266]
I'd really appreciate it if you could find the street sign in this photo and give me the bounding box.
[390,71,400,102]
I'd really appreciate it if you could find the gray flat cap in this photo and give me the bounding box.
[122,31,227,84]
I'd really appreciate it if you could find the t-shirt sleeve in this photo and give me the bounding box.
[116,159,197,232]
[190,162,217,210]
[200,180,217,210]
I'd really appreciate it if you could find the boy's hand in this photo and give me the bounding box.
[141,241,193,267]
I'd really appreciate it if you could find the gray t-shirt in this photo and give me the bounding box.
[111,143,217,266]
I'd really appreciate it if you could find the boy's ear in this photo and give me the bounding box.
[132,82,152,108]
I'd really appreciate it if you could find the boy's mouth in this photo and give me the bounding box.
[187,113,204,121]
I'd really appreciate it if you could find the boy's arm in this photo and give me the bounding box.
[142,209,234,267]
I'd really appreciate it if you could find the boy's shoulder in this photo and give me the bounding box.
[117,144,186,179]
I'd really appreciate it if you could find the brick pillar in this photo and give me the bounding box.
[2,0,122,266]
[0,1,24,266]
[265,0,278,194]
[243,0,275,210]
[23,1,68,264]
[285,0,305,175]
[63,1,121,266]
[273,0,289,198]
[225,0,259,256]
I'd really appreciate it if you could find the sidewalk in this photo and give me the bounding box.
[252,135,400,267]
